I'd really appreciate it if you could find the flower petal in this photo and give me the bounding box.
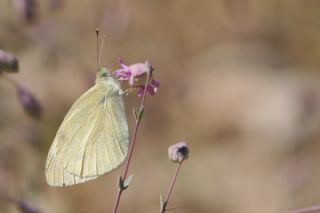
[129,63,147,77]
[146,84,156,96]
[151,79,160,88]
[137,86,145,97]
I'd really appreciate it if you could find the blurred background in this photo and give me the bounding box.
[1,0,320,212]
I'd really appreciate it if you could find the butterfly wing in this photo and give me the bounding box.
[45,83,129,187]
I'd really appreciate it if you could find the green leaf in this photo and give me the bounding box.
[118,175,132,191]
[118,176,124,190]
[160,194,164,211]
[138,106,144,121]
[124,175,133,188]
[133,108,137,120]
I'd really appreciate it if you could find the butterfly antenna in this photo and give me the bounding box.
[96,28,100,71]
[98,34,106,70]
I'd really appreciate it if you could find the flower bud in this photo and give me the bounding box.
[0,50,19,73]
[168,142,189,163]
[17,86,41,119]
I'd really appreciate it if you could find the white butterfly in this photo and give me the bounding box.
[45,68,129,187]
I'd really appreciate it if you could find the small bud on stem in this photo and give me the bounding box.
[160,142,189,213]
[168,142,189,163]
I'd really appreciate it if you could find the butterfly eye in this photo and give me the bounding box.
[101,72,108,77]
[98,67,111,78]
[99,72,109,78]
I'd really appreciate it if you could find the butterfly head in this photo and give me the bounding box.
[96,67,120,93]
[97,67,111,79]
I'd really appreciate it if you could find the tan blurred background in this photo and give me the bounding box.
[1,0,320,212]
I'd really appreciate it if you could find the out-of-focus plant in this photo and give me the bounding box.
[0,50,19,73]
[13,0,38,23]
[0,49,42,119]
[16,84,42,119]
[0,195,40,213]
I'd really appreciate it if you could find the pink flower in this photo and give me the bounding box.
[137,79,160,97]
[114,59,152,85]
[114,58,160,97]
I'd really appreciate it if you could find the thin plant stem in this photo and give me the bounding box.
[112,72,151,213]
[289,206,320,213]
[161,162,182,213]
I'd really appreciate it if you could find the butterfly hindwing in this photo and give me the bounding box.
[45,81,129,187]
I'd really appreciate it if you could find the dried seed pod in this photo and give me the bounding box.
[0,50,18,73]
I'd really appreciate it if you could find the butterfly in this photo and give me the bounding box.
[45,67,129,187]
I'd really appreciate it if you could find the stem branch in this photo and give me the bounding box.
[161,162,182,213]
[112,72,151,213]
[289,206,320,213]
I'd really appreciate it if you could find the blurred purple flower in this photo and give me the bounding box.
[17,200,40,213]
[17,86,42,119]
[168,142,189,163]
[14,0,38,23]
[114,59,160,97]
[0,196,40,213]
[0,49,19,73]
